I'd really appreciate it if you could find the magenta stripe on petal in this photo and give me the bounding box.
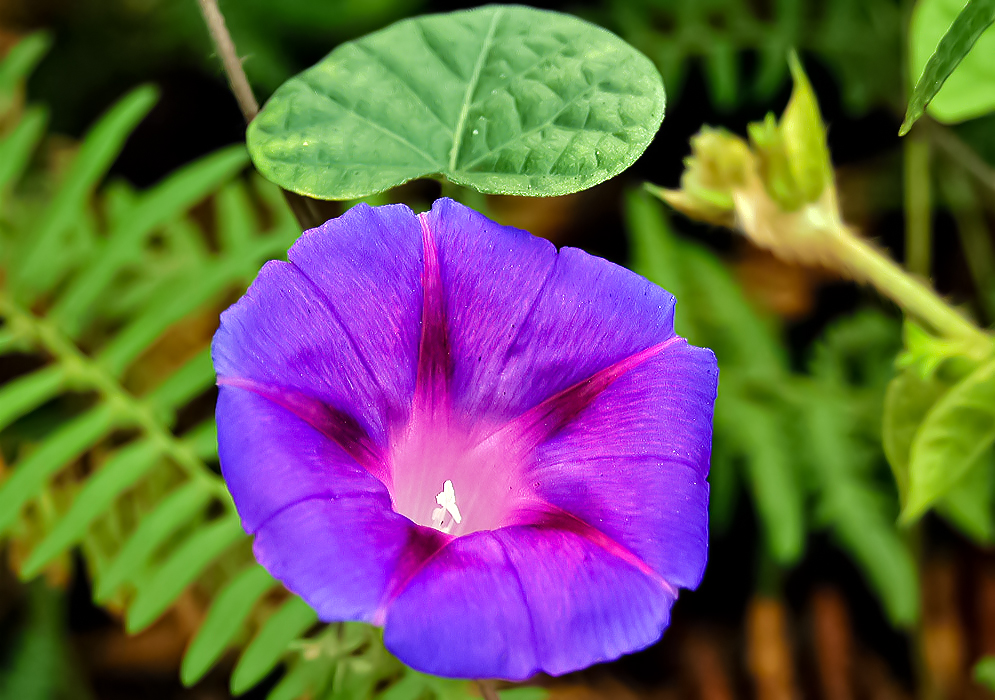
[217,376,390,488]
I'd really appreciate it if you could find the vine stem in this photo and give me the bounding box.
[195,0,325,231]
[903,135,932,278]
[476,680,500,700]
[833,229,992,353]
[196,0,258,121]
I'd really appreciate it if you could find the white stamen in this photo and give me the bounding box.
[431,479,462,533]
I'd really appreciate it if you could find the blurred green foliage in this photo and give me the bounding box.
[596,0,901,112]
[0,584,91,700]
[907,0,995,130]
[626,191,921,626]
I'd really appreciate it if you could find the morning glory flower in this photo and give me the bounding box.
[212,198,718,680]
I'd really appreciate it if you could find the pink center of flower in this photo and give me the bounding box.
[385,213,681,537]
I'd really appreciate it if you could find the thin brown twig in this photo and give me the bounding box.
[195,0,325,230]
[196,0,258,122]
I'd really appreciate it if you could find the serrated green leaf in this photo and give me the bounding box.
[14,86,159,300]
[182,565,278,686]
[975,656,995,690]
[231,596,319,695]
[0,365,66,433]
[95,481,213,601]
[904,355,995,522]
[21,440,162,578]
[905,0,995,133]
[0,405,116,537]
[830,487,920,625]
[707,432,739,534]
[703,40,738,109]
[127,514,244,632]
[248,5,665,199]
[935,447,995,543]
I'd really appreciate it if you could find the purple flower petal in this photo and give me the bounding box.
[531,343,717,589]
[213,204,424,448]
[216,385,388,532]
[213,197,718,680]
[252,494,448,622]
[383,524,674,680]
[423,199,679,421]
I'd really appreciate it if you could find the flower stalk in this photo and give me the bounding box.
[648,53,993,357]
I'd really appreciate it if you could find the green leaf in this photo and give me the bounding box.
[802,396,919,626]
[230,596,318,695]
[95,481,213,601]
[0,366,66,433]
[904,0,995,133]
[499,688,548,700]
[127,514,245,632]
[934,447,995,543]
[51,144,249,336]
[897,320,982,379]
[181,565,278,686]
[0,107,48,196]
[14,86,159,300]
[829,486,920,625]
[183,420,219,461]
[0,405,116,537]
[248,5,665,199]
[719,389,805,563]
[0,32,51,103]
[96,263,232,377]
[377,671,428,700]
[781,52,832,202]
[21,440,162,578]
[903,355,995,522]
[625,189,685,302]
[146,348,216,415]
[882,369,949,502]
[265,658,332,700]
[975,656,995,691]
[217,181,259,255]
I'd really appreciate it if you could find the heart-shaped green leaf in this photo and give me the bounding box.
[247,5,665,199]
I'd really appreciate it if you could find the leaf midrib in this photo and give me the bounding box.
[447,7,505,172]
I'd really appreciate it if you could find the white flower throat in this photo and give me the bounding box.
[430,480,462,534]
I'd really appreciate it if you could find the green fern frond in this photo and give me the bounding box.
[0,34,513,700]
